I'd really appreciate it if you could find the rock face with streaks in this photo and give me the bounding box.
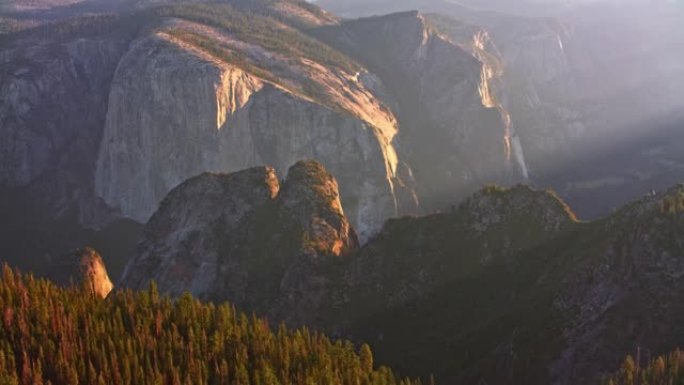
[120,160,359,326]
[321,0,684,218]
[315,11,518,211]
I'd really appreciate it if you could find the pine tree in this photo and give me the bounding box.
[360,344,374,374]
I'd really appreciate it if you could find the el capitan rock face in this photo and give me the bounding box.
[0,20,143,275]
[120,160,358,326]
[93,22,411,242]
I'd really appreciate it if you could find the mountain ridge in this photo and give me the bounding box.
[115,159,684,384]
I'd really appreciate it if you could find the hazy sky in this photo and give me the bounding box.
[314,0,683,16]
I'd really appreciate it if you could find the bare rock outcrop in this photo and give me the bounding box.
[49,247,114,298]
[120,160,359,326]
[119,166,281,297]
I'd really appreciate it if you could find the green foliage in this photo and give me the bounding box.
[602,349,684,385]
[0,265,420,385]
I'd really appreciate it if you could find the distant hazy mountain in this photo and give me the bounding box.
[317,0,684,218]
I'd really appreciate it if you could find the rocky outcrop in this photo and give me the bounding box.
[120,160,358,326]
[119,166,281,297]
[214,160,359,325]
[274,160,358,258]
[458,184,577,233]
[48,247,114,298]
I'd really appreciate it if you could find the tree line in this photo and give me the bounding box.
[602,349,684,385]
[0,265,421,385]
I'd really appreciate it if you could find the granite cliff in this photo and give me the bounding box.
[93,7,416,242]
[437,5,684,218]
